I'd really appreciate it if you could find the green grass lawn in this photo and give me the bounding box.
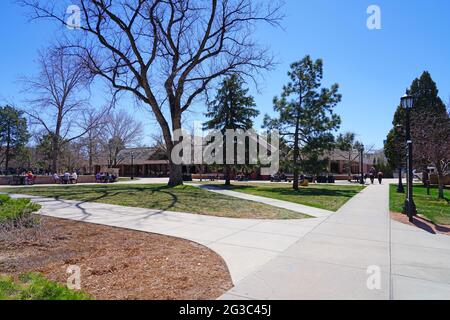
[1,184,307,220]
[390,184,450,225]
[197,183,365,212]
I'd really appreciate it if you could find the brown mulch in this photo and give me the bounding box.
[0,216,233,300]
[391,211,450,236]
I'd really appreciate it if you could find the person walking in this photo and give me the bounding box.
[378,171,384,185]
[369,167,376,184]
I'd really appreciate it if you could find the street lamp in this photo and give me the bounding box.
[130,152,135,180]
[395,124,405,194]
[359,144,365,185]
[400,93,417,222]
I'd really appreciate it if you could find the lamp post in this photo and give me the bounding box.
[395,124,405,193]
[359,144,365,185]
[400,93,417,222]
[131,152,135,180]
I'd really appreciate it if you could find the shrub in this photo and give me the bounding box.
[0,195,41,230]
[0,273,92,300]
[0,194,10,205]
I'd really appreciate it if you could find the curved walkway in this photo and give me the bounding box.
[7,193,326,285]
[195,185,333,218]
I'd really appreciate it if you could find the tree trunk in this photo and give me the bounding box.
[225,165,231,186]
[422,166,429,185]
[5,124,11,172]
[88,141,93,174]
[293,119,300,191]
[51,137,59,174]
[163,125,184,187]
[168,162,183,187]
[437,167,445,200]
[346,154,352,179]
[5,141,10,173]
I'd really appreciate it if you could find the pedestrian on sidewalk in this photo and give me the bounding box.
[378,171,384,184]
[369,167,376,184]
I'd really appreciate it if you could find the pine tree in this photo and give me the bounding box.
[0,106,30,173]
[264,56,341,190]
[204,75,260,186]
[386,71,449,199]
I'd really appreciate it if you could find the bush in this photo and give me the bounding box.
[0,273,92,300]
[0,195,41,230]
[0,194,10,205]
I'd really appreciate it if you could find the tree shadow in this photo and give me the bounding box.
[49,185,181,217]
[229,185,360,199]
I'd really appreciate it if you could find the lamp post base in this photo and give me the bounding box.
[403,199,417,220]
[397,184,405,193]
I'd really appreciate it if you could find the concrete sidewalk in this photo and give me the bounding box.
[7,194,325,285]
[221,184,450,300]
[197,185,333,218]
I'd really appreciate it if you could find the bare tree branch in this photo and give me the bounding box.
[19,0,283,185]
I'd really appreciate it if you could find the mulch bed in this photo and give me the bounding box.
[391,211,450,236]
[0,216,233,300]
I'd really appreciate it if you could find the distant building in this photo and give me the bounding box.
[94,147,171,177]
[94,146,387,179]
[325,149,387,176]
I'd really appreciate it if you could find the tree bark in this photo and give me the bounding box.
[437,166,445,199]
[225,165,231,186]
[168,162,183,187]
[161,117,184,187]
[5,124,11,172]
[293,119,300,191]
[51,136,59,174]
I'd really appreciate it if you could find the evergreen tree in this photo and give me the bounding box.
[204,75,260,186]
[0,105,30,173]
[385,71,449,199]
[409,71,446,116]
[384,128,405,178]
[264,56,341,190]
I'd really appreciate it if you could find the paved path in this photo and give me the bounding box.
[197,185,333,218]
[7,194,325,285]
[221,183,450,300]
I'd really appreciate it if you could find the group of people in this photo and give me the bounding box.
[368,167,384,184]
[20,171,36,185]
[95,172,118,184]
[53,172,78,184]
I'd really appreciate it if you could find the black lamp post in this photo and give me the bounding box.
[131,152,135,180]
[400,93,417,222]
[359,144,365,185]
[395,124,405,194]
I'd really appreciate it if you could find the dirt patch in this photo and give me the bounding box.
[0,216,233,300]
[391,211,450,236]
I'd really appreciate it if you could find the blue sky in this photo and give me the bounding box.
[1,0,449,148]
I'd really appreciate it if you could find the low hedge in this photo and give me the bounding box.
[0,195,41,229]
[0,273,92,300]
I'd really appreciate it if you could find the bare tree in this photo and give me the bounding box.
[413,109,450,199]
[333,132,376,178]
[21,46,95,173]
[101,110,144,167]
[79,107,109,173]
[334,132,362,178]
[21,0,282,186]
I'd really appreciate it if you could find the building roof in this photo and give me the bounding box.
[116,147,169,165]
